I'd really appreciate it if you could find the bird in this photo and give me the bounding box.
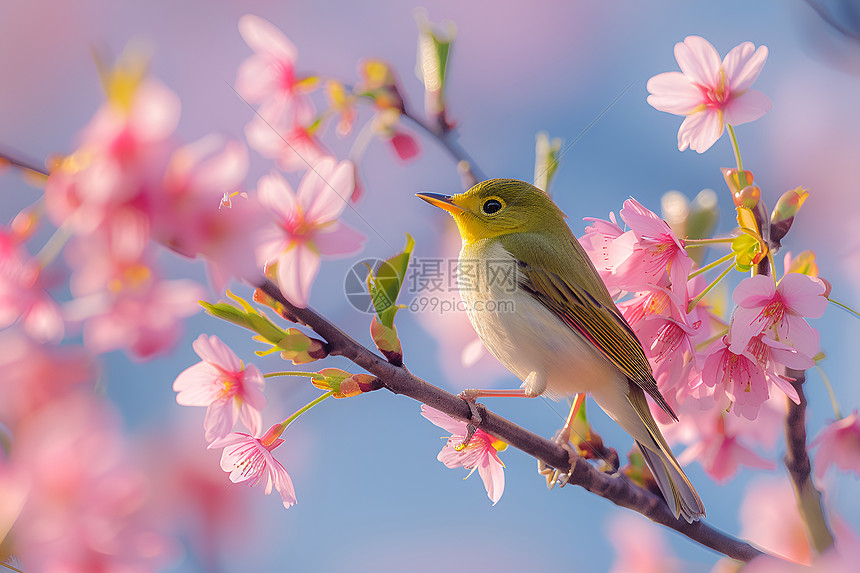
[417,178,705,522]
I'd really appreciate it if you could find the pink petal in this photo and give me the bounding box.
[728,307,768,353]
[646,72,704,114]
[769,374,800,405]
[244,117,285,159]
[173,363,223,405]
[257,171,298,223]
[238,15,297,61]
[477,453,505,504]
[314,223,365,257]
[732,275,775,307]
[421,405,467,435]
[777,274,827,318]
[390,131,421,160]
[236,56,274,103]
[204,400,235,442]
[298,158,354,223]
[192,334,242,373]
[776,316,820,359]
[723,43,768,93]
[237,401,263,437]
[725,90,772,126]
[675,36,721,88]
[130,81,181,142]
[191,139,249,194]
[276,242,320,308]
[677,109,724,153]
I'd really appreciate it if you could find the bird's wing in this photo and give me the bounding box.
[502,233,678,421]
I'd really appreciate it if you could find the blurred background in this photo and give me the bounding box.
[2,0,859,571]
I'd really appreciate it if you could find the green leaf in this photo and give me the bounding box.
[367,234,414,327]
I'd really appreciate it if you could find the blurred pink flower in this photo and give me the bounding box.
[421,405,506,504]
[245,108,328,173]
[0,230,64,342]
[0,331,94,428]
[11,394,172,571]
[730,273,827,359]
[647,36,771,153]
[174,334,267,442]
[209,430,296,509]
[811,411,860,479]
[236,14,313,123]
[45,78,179,250]
[256,159,365,307]
[72,275,203,359]
[156,135,269,291]
[607,514,681,573]
[677,410,774,483]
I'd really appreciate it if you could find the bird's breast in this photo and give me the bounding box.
[458,240,622,398]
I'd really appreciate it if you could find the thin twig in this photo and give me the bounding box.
[256,277,768,563]
[783,369,836,554]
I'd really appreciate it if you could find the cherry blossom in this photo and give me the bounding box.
[811,411,860,479]
[421,405,506,504]
[255,158,365,307]
[730,272,827,358]
[209,430,296,509]
[0,230,64,342]
[236,14,314,124]
[174,334,267,442]
[647,36,771,152]
[607,514,682,573]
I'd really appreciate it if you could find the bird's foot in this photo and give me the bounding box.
[538,427,578,489]
[456,389,484,449]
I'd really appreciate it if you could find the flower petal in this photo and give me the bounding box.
[298,158,354,223]
[314,223,365,257]
[723,43,768,93]
[257,171,298,223]
[276,242,320,308]
[238,14,297,61]
[675,36,721,88]
[677,109,723,153]
[777,273,827,318]
[725,90,772,126]
[646,72,703,114]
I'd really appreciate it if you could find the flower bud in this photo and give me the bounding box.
[722,167,754,195]
[771,187,808,225]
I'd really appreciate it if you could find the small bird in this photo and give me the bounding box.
[417,179,705,522]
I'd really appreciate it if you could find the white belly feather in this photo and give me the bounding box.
[458,241,624,400]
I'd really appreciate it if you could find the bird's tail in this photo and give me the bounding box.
[627,386,705,522]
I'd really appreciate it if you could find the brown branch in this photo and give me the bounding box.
[257,278,768,563]
[783,369,836,554]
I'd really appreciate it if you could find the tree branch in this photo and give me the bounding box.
[257,277,768,563]
[783,369,836,554]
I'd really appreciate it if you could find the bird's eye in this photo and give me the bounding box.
[482,199,503,215]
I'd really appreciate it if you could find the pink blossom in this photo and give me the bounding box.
[245,109,328,173]
[730,272,827,358]
[0,331,95,428]
[0,230,64,342]
[580,211,625,295]
[811,411,860,479]
[174,334,267,442]
[421,405,506,504]
[155,135,269,291]
[11,394,172,571]
[647,36,772,153]
[613,198,693,296]
[71,274,204,359]
[44,79,179,250]
[209,430,296,508]
[236,14,313,124]
[677,410,775,483]
[256,158,365,307]
[607,514,682,573]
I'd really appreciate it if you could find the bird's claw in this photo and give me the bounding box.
[537,427,577,489]
[457,390,484,448]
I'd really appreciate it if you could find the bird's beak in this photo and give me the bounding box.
[416,192,466,215]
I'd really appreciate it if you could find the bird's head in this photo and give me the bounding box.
[417,179,566,244]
